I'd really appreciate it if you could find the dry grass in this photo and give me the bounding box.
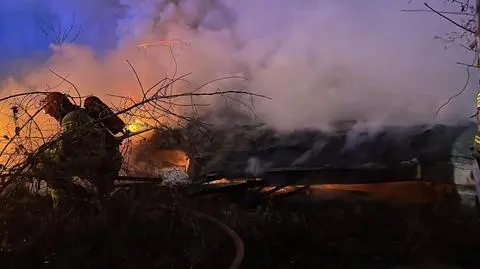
[1,184,479,269]
[0,187,235,269]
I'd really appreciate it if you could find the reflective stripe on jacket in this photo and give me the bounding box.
[475,134,480,146]
[40,109,108,163]
[475,91,480,150]
[477,92,480,108]
[60,109,107,163]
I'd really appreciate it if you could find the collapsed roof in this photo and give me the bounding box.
[135,119,476,180]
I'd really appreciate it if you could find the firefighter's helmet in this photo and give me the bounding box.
[41,92,72,119]
[84,95,126,134]
[84,96,104,112]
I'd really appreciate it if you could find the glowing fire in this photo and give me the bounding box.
[260,182,455,203]
[119,116,190,172]
[205,178,455,204]
[0,103,60,169]
[124,118,149,133]
[153,149,190,171]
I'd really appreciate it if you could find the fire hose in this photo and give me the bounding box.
[158,204,244,269]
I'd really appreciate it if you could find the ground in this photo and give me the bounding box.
[1,119,479,268]
[1,185,479,269]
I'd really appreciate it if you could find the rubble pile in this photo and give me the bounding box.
[142,119,476,180]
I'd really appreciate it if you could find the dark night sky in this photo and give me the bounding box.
[0,0,123,65]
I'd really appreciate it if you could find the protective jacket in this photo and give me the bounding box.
[42,108,108,168]
[36,92,124,206]
[38,107,121,202]
[475,92,480,153]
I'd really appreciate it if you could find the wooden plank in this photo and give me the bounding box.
[188,181,263,196]
[195,163,458,186]
[114,176,164,182]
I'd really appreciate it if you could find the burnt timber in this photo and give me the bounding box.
[139,119,477,189]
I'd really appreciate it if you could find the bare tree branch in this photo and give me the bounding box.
[401,8,474,15]
[424,2,476,34]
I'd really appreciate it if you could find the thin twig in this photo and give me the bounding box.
[126,60,146,98]
[433,56,475,120]
[0,92,48,103]
[401,9,474,16]
[424,2,476,34]
[48,69,82,106]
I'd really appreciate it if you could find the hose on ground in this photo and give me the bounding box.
[159,204,245,269]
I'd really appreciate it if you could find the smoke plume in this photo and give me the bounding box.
[0,0,476,133]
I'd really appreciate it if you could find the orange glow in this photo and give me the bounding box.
[120,116,156,146]
[260,181,455,203]
[129,149,191,174]
[206,178,261,184]
[0,103,60,169]
[153,149,190,171]
[204,178,456,204]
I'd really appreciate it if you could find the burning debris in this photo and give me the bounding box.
[2,1,480,268]
[0,69,269,268]
[0,70,267,202]
[0,77,478,269]
[146,117,475,178]
[0,82,477,207]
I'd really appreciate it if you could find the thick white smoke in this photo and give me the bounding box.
[1,0,476,133]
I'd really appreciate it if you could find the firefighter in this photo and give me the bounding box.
[84,96,126,135]
[35,92,120,208]
[473,91,480,215]
[83,95,124,189]
[474,91,480,158]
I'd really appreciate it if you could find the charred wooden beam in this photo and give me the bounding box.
[263,164,422,185]
[194,163,457,191]
[114,176,164,182]
[188,180,263,196]
[202,163,455,184]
